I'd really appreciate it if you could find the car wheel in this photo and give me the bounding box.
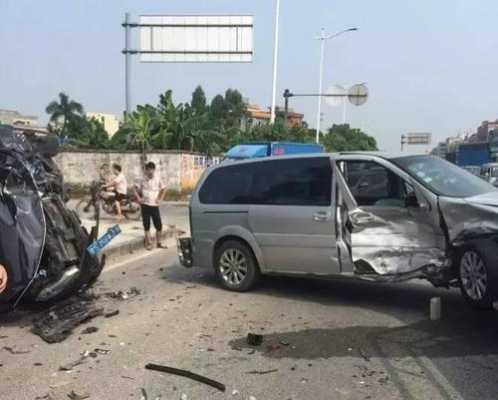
[214,240,260,292]
[458,247,493,309]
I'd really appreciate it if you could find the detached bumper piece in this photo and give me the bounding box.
[177,237,193,268]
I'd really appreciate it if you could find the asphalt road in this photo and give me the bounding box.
[1,246,498,399]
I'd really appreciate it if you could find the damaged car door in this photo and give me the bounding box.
[334,156,446,280]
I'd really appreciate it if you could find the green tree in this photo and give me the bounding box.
[191,85,207,116]
[321,124,377,152]
[224,89,246,129]
[45,92,84,137]
[68,117,109,148]
[120,105,161,163]
[208,94,226,128]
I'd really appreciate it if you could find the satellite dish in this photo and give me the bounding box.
[325,85,346,107]
[348,83,368,106]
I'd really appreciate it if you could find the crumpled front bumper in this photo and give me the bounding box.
[177,237,193,268]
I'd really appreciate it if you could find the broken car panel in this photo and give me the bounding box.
[0,125,103,309]
[179,152,498,309]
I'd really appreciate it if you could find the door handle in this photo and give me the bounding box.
[313,211,331,221]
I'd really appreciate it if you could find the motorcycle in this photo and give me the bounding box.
[75,181,141,221]
[0,125,104,310]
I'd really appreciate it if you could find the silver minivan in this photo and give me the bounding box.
[178,153,498,309]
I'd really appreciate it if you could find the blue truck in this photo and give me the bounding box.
[456,143,491,167]
[225,142,323,160]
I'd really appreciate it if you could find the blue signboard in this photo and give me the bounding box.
[87,225,122,256]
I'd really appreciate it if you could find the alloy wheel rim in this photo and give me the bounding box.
[0,264,7,294]
[219,249,248,286]
[460,251,487,301]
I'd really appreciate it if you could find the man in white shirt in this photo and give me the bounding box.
[133,161,166,250]
[103,163,128,219]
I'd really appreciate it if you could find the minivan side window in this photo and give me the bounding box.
[198,162,256,204]
[252,157,332,206]
[199,157,332,206]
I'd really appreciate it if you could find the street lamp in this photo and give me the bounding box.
[315,27,357,143]
[270,0,281,124]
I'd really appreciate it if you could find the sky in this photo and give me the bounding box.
[1,0,498,152]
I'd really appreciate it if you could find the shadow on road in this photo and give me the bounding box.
[228,317,498,361]
[164,263,498,359]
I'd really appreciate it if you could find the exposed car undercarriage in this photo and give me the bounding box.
[0,125,103,310]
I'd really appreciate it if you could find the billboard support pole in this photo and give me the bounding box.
[124,12,132,119]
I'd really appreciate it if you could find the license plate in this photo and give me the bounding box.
[87,225,122,256]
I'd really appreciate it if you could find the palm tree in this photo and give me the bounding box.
[122,105,158,165]
[45,92,84,137]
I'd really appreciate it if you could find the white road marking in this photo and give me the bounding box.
[103,247,174,273]
[417,355,465,400]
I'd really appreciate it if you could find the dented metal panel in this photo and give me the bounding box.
[334,157,446,278]
[439,193,498,245]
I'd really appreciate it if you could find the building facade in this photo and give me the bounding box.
[0,109,38,126]
[86,112,120,137]
[242,104,304,130]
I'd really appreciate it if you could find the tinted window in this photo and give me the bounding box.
[253,158,332,206]
[199,163,256,204]
[199,157,332,206]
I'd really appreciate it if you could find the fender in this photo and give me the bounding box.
[215,225,267,271]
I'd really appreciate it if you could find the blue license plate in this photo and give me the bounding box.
[87,225,122,256]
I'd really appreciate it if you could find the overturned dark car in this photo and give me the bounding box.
[0,125,103,310]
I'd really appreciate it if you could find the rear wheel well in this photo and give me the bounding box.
[213,236,259,269]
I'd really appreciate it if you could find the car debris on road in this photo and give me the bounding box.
[145,363,226,392]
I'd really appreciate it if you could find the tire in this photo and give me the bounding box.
[102,201,115,217]
[458,245,494,309]
[214,240,260,292]
[75,197,96,220]
[124,200,141,220]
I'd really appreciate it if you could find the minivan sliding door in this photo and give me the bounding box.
[248,157,341,275]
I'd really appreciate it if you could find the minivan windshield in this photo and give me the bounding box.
[393,155,496,197]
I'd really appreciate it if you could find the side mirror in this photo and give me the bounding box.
[405,192,419,208]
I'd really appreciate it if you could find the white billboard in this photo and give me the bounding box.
[405,132,432,145]
[139,15,253,63]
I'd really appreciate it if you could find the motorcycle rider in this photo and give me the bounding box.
[102,163,128,219]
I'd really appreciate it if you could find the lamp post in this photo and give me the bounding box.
[315,27,357,143]
[270,0,281,124]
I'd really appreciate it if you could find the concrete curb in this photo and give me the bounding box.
[102,228,179,265]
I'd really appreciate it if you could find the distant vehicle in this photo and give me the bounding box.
[178,152,498,309]
[462,165,481,176]
[480,162,498,187]
[456,143,490,167]
[225,142,323,160]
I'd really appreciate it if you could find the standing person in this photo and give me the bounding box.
[133,161,167,250]
[102,163,128,219]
